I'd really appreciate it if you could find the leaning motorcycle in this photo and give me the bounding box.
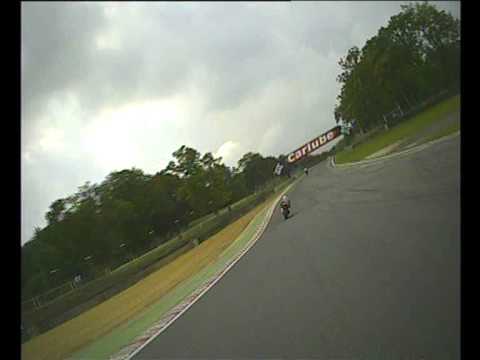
[281,203,290,220]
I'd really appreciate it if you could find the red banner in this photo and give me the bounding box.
[287,126,341,164]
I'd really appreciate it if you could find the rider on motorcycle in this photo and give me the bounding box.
[281,194,290,205]
[280,195,291,219]
[280,195,291,210]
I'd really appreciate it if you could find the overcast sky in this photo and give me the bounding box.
[21,1,460,245]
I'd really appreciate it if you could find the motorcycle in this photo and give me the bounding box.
[280,203,290,220]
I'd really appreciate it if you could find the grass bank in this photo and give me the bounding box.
[335,94,460,164]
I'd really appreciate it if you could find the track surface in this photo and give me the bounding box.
[134,136,460,359]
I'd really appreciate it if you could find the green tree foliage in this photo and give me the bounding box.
[237,152,277,193]
[165,145,202,178]
[335,2,460,131]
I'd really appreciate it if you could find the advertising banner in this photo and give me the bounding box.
[287,125,342,164]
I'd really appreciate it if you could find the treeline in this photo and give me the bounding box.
[334,2,460,132]
[22,146,291,299]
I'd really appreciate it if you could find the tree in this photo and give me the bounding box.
[143,173,182,236]
[227,171,249,203]
[334,1,460,130]
[237,152,276,193]
[166,146,202,178]
[45,199,67,225]
[21,228,72,296]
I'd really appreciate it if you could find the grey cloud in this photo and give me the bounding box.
[21,3,106,121]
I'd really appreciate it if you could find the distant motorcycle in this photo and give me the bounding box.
[280,202,290,220]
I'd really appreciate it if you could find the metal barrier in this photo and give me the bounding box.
[383,90,451,127]
[22,281,77,311]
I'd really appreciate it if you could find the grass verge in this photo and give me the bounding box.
[335,94,460,164]
[21,179,295,360]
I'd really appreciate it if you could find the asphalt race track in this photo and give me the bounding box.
[134,136,460,359]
